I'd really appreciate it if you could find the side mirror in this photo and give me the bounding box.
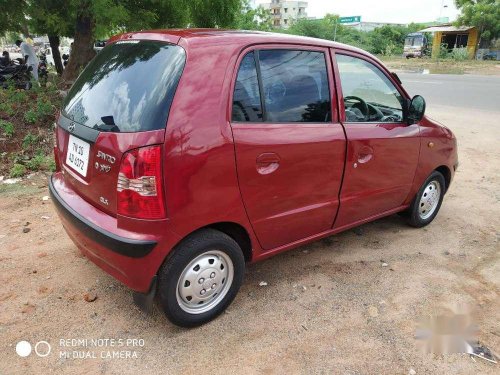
[407,95,426,125]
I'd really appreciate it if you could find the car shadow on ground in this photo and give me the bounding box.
[108,213,414,330]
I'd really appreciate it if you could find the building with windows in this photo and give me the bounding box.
[260,0,308,28]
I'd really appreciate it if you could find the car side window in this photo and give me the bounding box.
[336,54,404,123]
[232,52,263,122]
[258,50,331,122]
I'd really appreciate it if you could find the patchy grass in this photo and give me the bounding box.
[0,180,40,196]
[379,56,500,75]
[0,76,62,178]
[0,120,15,137]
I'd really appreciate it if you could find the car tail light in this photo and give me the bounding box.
[117,145,166,219]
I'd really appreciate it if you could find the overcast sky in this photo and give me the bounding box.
[255,0,460,24]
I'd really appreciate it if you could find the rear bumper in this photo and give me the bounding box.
[49,173,181,292]
[49,178,157,258]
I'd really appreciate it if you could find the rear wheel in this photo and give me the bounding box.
[406,171,446,227]
[158,229,245,327]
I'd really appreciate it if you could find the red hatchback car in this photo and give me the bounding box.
[50,29,458,327]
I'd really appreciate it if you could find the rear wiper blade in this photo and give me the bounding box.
[93,116,120,132]
[93,123,120,132]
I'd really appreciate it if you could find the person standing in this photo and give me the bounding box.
[15,39,39,81]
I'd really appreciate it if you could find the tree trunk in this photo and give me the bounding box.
[21,24,31,39]
[48,35,64,76]
[62,1,96,83]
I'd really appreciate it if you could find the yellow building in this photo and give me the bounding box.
[419,24,479,59]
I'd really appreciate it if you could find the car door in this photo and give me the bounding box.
[230,46,346,250]
[332,51,420,228]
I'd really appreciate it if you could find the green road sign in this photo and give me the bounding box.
[339,16,361,24]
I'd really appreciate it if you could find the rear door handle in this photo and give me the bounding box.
[356,146,374,164]
[256,152,280,175]
[357,153,373,163]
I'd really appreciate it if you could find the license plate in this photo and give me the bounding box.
[66,134,90,177]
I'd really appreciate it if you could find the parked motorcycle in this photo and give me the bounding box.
[0,63,33,90]
[38,52,48,85]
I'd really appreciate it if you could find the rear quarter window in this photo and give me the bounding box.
[62,40,186,132]
[232,52,263,122]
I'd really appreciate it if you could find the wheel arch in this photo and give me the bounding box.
[435,165,451,191]
[168,222,253,263]
[208,222,253,262]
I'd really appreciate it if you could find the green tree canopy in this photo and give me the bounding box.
[71,0,242,80]
[188,0,242,28]
[368,23,424,55]
[455,0,500,45]
[0,0,27,35]
[284,15,425,56]
[137,0,190,29]
[235,0,272,31]
[28,0,74,37]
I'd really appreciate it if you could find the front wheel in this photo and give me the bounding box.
[406,171,446,228]
[158,229,245,327]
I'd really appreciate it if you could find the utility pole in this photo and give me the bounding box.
[438,0,448,21]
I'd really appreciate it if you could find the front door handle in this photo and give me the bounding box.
[256,152,280,175]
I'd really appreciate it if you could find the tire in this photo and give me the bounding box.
[158,228,245,327]
[406,171,446,228]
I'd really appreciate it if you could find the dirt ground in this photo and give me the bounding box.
[380,56,500,75]
[0,103,499,374]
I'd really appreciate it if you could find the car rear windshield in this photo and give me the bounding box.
[62,40,185,132]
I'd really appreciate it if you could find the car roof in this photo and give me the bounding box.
[109,28,371,57]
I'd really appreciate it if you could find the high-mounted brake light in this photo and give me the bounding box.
[117,145,166,219]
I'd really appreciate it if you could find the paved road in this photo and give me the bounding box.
[398,73,500,112]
